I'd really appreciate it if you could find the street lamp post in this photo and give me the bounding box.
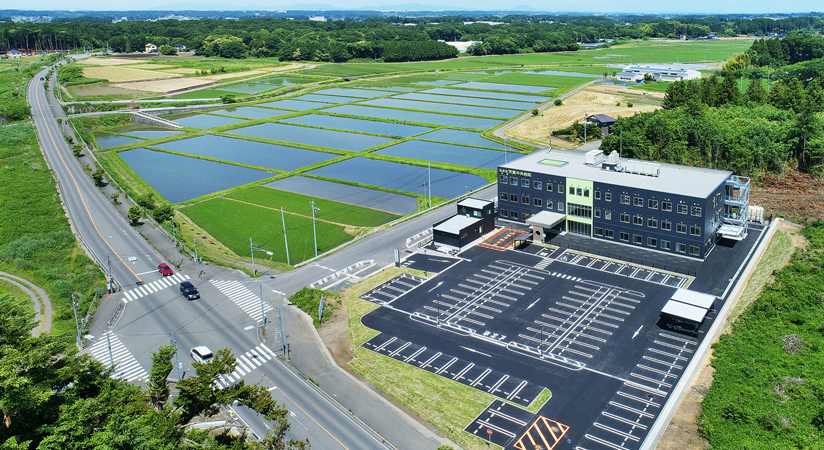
[250,237,255,275]
[310,201,320,258]
[281,206,290,266]
[584,110,587,144]
[194,237,199,277]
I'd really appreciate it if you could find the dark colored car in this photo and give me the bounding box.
[40,77,45,81]
[180,281,200,300]
[158,263,173,276]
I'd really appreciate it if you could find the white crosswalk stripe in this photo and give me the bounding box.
[214,344,278,389]
[121,273,190,303]
[210,280,273,322]
[88,331,148,382]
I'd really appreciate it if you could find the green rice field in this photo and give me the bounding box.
[181,198,353,265]
[225,186,400,227]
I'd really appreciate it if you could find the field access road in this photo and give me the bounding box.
[29,67,418,450]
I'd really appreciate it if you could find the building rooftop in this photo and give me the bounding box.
[458,198,491,210]
[625,66,697,75]
[433,215,480,235]
[499,149,731,198]
[587,114,616,124]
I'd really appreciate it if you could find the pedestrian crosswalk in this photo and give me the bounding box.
[535,258,552,270]
[210,280,273,322]
[121,273,190,303]
[214,344,278,389]
[89,331,148,382]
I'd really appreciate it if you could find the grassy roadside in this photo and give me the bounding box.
[342,267,551,450]
[0,123,105,340]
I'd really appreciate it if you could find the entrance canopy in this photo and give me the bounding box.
[671,289,716,310]
[661,299,708,324]
[525,211,567,229]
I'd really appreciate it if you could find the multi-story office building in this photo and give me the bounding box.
[497,149,750,259]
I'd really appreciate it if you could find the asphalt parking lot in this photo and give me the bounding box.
[360,224,766,450]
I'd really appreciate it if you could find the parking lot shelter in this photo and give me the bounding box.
[433,198,495,249]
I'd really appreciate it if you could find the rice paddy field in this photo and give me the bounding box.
[87,38,751,267]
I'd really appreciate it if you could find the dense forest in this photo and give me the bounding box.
[600,33,824,177]
[2,14,824,63]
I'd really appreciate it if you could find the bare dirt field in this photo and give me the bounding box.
[82,65,182,82]
[750,169,824,220]
[70,84,148,97]
[111,77,216,93]
[505,84,663,148]
[76,57,148,66]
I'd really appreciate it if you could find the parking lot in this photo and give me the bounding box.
[360,223,765,449]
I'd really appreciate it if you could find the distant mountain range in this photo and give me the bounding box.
[156,2,537,11]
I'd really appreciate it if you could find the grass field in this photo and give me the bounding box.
[343,268,552,450]
[225,186,400,227]
[180,198,354,265]
[0,123,105,340]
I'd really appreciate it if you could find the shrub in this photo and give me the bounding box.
[135,193,156,210]
[532,109,539,116]
[128,206,141,225]
[91,168,105,186]
[554,99,563,106]
[627,102,634,107]
[152,204,174,223]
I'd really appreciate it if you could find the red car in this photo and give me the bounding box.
[158,263,174,276]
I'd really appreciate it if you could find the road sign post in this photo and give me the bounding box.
[318,294,324,324]
[487,429,492,448]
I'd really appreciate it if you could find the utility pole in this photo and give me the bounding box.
[172,221,179,268]
[548,124,552,151]
[310,201,320,258]
[250,237,256,275]
[171,331,180,380]
[107,253,113,293]
[428,162,431,209]
[259,283,265,326]
[584,110,587,144]
[72,294,81,346]
[194,238,199,277]
[106,330,114,368]
[620,128,623,158]
[281,206,290,266]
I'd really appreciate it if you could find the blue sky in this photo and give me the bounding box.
[4,0,821,13]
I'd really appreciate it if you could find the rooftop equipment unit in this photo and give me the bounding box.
[585,149,604,166]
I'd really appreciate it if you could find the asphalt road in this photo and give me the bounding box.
[29,66,430,450]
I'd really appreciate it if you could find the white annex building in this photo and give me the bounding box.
[617,65,701,82]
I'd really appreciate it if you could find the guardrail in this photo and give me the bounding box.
[308,260,375,289]
[405,228,433,248]
[132,111,182,129]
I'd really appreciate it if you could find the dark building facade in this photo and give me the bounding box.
[433,198,495,248]
[496,149,749,259]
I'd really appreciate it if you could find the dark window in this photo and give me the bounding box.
[567,203,592,219]
[533,180,542,190]
[558,185,564,194]
[511,211,519,219]
[662,201,672,212]
[521,179,530,188]
[499,209,508,217]
[499,174,508,184]
[677,203,688,214]
[594,208,601,218]
[689,245,700,256]
[620,232,629,242]
[633,215,643,226]
[534,198,542,207]
[584,189,590,198]
[633,197,644,207]
[620,213,630,223]
[576,187,582,196]
[499,192,507,201]
[690,225,701,236]
[676,223,687,234]
[510,176,518,185]
[509,193,518,202]
[595,191,601,200]
[605,192,612,202]
[620,193,630,205]
[691,206,702,217]
[547,200,553,209]
[648,237,657,247]
[661,240,671,250]
[648,199,658,209]
[676,243,686,253]
[648,218,658,228]
[605,229,614,238]
[633,235,643,244]
[547,183,553,192]
[661,220,672,231]
[594,227,603,237]
[521,194,529,204]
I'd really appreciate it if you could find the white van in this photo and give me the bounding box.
[190,346,213,363]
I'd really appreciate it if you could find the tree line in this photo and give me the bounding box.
[3,14,824,63]
[600,37,824,177]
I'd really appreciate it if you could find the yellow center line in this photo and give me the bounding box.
[257,371,350,450]
[33,74,143,285]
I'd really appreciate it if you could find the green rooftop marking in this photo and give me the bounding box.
[538,158,568,167]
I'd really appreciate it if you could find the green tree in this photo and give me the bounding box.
[152,204,174,223]
[91,167,105,186]
[158,44,177,56]
[128,206,141,225]
[745,79,768,103]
